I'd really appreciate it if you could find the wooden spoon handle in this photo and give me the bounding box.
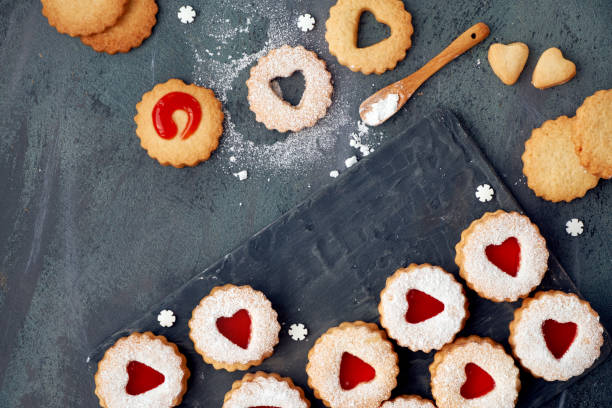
[405,22,490,92]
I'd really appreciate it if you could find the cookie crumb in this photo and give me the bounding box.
[288,323,308,341]
[345,156,357,168]
[565,218,584,236]
[475,184,494,202]
[297,14,315,32]
[158,310,176,327]
[229,156,237,163]
[178,6,196,24]
[233,170,248,181]
[330,170,339,178]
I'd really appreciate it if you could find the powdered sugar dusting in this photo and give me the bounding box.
[379,265,467,352]
[431,337,519,408]
[224,374,308,408]
[307,323,398,408]
[511,291,603,381]
[189,285,280,365]
[381,395,436,408]
[95,333,187,408]
[458,211,548,301]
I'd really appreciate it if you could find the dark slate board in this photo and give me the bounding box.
[87,109,610,407]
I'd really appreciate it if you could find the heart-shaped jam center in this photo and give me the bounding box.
[125,361,165,395]
[216,309,252,349]
[152,92,202,140]
[542,319,578,359]
[460,363,495,399]
[405,289,445,323]
[339,352,376,390]
[485,237,520,277]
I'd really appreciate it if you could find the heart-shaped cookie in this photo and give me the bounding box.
[488,42,529,85]
[532,47,576,89]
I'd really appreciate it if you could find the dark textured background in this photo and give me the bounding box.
[0,0,610,407]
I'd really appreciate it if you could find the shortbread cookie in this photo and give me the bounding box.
[455,210,548,302]
[188,284,280,371]
[430,336,520,408]
[509,290,604,381]
[572,89,612,179]
[487,42,529,85]
[134,78,224,167]
[522,115,599,202]
[223,372,310,408]
[81,0,158,54]
[94,332,189,408]
[306,321,399,408]
[42,0,129,37]
[379,263,468,352]
[532,47,576,89]
[325,0,413,74]
[380,395,436,408]
[246,45,333,132]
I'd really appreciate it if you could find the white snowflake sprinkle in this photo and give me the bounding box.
[297,14,315,32]
[475,184,494,202]
[157,310,176,327]
[345,156,357,168]
[330,170,339,178]
[229,156,237,163]
[288,323,308,341]
[233,170,248,181]
[565,218,584,237]
[178,6,196,24]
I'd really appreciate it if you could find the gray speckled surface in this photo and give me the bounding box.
[0,0,610,407]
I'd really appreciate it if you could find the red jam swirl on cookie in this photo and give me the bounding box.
[152,92,202,140]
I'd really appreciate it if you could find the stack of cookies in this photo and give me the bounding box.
[522,89,612,202]
[41,0,158,54]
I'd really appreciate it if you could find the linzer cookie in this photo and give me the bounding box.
[509,290,604,381]
[81,0,158,54]
[522,115,599,202]
[378,263,468,352]
[246,45,333,132]
[325,0,413,74]
[94,332,189,408]
[455,210,548,302]
[306,321,398,408]
[223,372,310,408]
[188,284,280,371]
[380,395,436,408]
[572,89,612,179]
[42,0,129,37]
[429,336,520,408]
[134,79,224,167]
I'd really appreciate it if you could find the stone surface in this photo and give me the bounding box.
[0,0,610,407]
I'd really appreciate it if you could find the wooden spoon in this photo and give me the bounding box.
[359,22,490,126]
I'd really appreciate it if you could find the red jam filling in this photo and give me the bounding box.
[152,92,202,140]
[339,352,376,390]
[460,362,495,399]
[125,361,165,395]
[216,309,252,349]
[405,289,445,323]
[542,319,578,359]
[485,237,520,277]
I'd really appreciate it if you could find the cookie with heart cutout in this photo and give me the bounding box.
[455,210,549,302]
[94,332,190,408]
[429,336,520,408]
[380,395,436,408]
[509,290,604,381]
[532,47,576,89]
[223,372,310,408]
[572,88,612,179]
[378,263,468,353]
[188,284,280,371]
[487,42,529,85]
[306,321,399,408]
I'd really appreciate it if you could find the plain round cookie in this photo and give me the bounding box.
[246,45,333,133]
[81,0,158,54]
[380,395,436,408]
[572,89,612,179]
[134,78,224,167]
[509,291,604,381]
[42,0,129,37]
[325,0,413,74]
[522,115,599,202]
[223,372,310,408]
